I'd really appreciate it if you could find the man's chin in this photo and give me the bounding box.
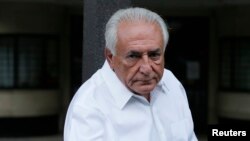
[135,85,155,95]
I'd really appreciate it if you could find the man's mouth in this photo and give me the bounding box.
[140,79,153,84]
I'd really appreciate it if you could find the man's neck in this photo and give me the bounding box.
[138,93,151,102]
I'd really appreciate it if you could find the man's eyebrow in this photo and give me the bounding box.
[126,48,161,55]
[127,50,141,55]
[149,48,161,53]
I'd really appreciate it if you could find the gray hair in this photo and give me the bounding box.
[105,7,169,55]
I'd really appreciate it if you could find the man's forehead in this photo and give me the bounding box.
[118,20,160,30]
[126,47,162,53]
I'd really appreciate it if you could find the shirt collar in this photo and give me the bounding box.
[101,60,133,110]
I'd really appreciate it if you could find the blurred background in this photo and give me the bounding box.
[0,0,250,141]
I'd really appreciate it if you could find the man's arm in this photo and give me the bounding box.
[179,84,198,141]
[64,105,105,141]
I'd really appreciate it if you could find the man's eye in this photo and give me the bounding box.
[128,54,140,59]
[149,52,160,58]
[125,53,141,66]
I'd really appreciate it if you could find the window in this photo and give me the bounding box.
[220,37,250,91]
[0,35,59,89]
[0,37,14,87]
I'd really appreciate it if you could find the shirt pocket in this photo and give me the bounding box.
[170,118,189,141]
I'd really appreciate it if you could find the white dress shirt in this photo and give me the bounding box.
[64,61,198,141]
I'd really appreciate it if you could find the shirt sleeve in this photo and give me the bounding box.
[189,132,198,141]
[64,105,105,141]
[178,83,198,140]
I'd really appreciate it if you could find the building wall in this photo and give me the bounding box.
[217,6,250,37]
[0,2,64,33]
[0,2,73,127]
[216,6,250,122]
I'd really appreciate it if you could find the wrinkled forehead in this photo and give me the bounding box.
[118,19,161,30]
[116,21,164,54]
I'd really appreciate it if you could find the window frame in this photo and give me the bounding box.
[219,36,250,92]
[0,34,60,89]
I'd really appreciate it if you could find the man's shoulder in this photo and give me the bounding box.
[162,69,181,85]
[162,69,189,102]
[69,70,109,109]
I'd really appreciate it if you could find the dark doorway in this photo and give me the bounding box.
[70,15,83,97]
[165,17,209,135]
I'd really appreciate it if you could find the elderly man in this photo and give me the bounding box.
[64,7,197,141]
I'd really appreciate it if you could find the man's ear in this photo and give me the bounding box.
[105,48,114,68]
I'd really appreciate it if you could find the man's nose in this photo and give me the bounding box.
[139,55,152,75]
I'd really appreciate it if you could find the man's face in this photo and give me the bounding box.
[106,21,165,96]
